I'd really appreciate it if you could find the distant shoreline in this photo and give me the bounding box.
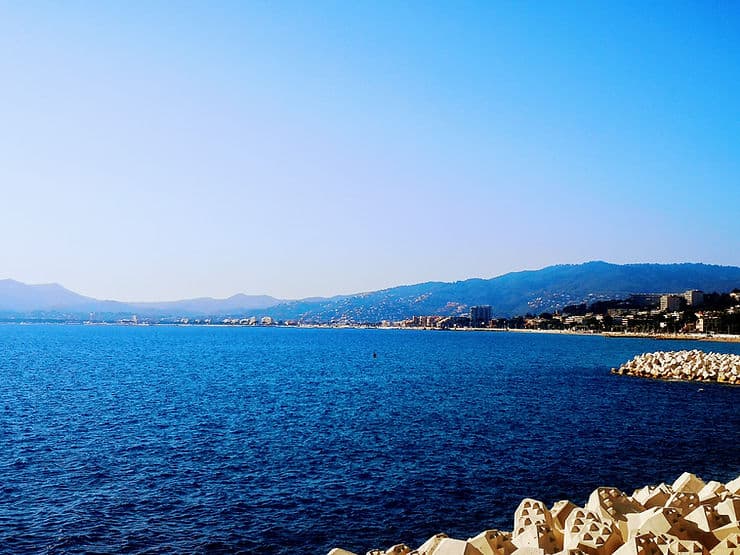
[376,325,740,343]
[497,327,740,343]
[601,330,740,343]
[3,320,740,343]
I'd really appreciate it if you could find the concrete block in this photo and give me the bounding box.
[588,487,645,537]
[515,499,554,536]
[468,530,516,555]
[698,482,730,504]
[417,534,449,555]
[633,484,672,509]
[674,474,707,495]
[511,548,546,555]
[715,498,740,523]
[512,523,562,554]
[612,531,669,555]
[685,505,731,532]
[433,538,485,555]
[564,507,623,555]
[667,493,702,517]
[551,501,579,534]
[665,538,706,555]
[725,477,740,496]
[712,524,740,543]
[710,533,740,555]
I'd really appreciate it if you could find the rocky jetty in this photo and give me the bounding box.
[328,472,740,555]
[612,350,740,384]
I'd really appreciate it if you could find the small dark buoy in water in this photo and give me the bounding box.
[372,352,377,359]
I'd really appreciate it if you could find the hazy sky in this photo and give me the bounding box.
[1,1,738,301]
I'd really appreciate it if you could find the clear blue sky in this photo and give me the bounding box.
[1,1,738,301]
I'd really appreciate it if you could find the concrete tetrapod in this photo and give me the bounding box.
[612,351,740,384]
[328,473,740,555]
[467,530,516,555]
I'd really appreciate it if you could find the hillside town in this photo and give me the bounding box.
[107,288,740,338]
[392,289,740,336]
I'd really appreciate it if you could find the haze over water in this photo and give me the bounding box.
[2,325,738,554]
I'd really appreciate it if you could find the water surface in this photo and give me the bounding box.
[1,325,738,553]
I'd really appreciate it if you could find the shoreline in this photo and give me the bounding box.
[602,330,740,343]
[2,321,740,343]
[380,327,740,343]
[474,327,740,343]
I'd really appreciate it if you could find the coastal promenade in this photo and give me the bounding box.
[506,329,740,344]
[329,473,740,555]
[602,332,740,344]
[505,329,740,344]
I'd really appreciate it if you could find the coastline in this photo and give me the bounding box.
[2,321,740,343]
[470,327,740,344]
[601,331,740,343]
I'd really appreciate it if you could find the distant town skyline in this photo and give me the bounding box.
[1,2,738,301]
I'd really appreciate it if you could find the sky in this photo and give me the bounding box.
[1,1,738,301]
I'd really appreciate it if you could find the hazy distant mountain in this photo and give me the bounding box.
[0,279,283,318]
[262,261,740,321]
[1,262,739,321]
[0,279,127,314]
[130,294,283,316]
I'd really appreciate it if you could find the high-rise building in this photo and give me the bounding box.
[684,290,704,306]
[470,305,492,327]
[660,295,682,312]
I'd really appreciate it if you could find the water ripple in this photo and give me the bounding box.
[0,325,738,553]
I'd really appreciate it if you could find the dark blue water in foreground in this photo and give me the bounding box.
[1,325,738,554]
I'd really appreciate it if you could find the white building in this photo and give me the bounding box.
[660,294,682,312]
[684,290,704,306]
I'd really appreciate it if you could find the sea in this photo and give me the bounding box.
[1,324,738,554]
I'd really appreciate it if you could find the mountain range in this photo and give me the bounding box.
[0,279,283,318]
[2,261,740,322]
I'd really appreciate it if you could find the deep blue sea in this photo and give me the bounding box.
[1,325,738,554]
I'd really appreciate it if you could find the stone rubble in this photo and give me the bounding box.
[611,350,740,384]
[328,473,740,555]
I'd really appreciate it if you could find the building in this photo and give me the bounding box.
[437,315,471,329]
[684,290,704,306]
[660,294,682,312]
[470,305,492,327]
[696,315,720,333]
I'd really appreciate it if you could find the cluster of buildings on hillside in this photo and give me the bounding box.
[109,289,740,335]
[113,315,278,326]
[395,305,494,330]
[393,289,740,335]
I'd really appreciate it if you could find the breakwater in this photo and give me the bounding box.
[328,473,740,555]
[611,350,740,384]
